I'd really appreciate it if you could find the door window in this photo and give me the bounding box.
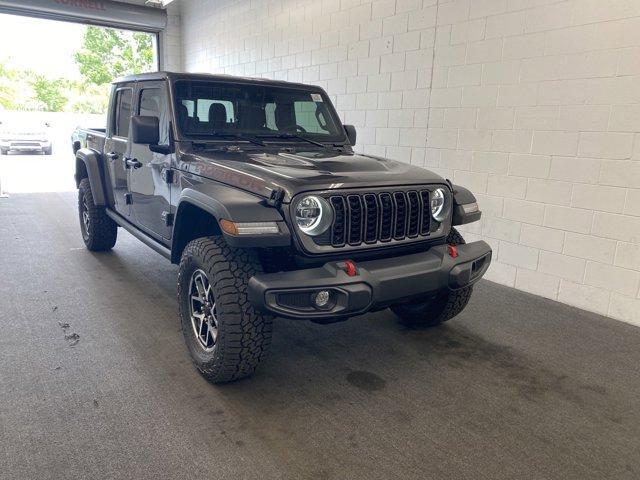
[113,89,133,138]
[139,87,170,145]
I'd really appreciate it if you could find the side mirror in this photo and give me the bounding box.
[131,115,159,145]
[344,124,357,146]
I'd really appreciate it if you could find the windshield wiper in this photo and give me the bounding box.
[257,132,334,150]
[194,132,265,146]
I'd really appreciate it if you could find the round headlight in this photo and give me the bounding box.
[295,195,333,236]
[431,188,448,222]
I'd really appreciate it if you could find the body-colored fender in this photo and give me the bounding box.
[171,186,291,263]
[451,184,481,225]
[75,148,111,206]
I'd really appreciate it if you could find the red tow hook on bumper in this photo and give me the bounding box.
[337,259,358,277]
[447,244,459,258]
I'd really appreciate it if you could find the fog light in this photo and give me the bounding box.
[314,290,331,308]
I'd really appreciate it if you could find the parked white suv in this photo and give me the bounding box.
[0,121,52,155]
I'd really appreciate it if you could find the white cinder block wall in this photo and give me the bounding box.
[161,3,183,71]
[178,0,640,325]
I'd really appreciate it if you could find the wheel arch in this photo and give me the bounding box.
[171,187,290,264]
[75,148,110,206]
[171,198,223,264]
[451,184,481,225]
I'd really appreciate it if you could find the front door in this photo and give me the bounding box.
[128,81,173,240]
[104,85,134,217]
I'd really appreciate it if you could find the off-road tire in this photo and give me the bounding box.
[178,236,273,383]
[0,148,7,155]
[391,227,473,327]
[43,146,52,155]
[78,178,117,251]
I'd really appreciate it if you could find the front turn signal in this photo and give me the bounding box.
[220,219,279,235]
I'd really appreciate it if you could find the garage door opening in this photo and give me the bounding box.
[0,13,159,194]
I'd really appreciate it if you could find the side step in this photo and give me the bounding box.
[105,209,171,260]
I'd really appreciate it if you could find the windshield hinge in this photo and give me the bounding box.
[162,169,174,184]
[266,187,285,208]
[162,211,174,227]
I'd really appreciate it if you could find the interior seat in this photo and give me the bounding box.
[208,103,228,132]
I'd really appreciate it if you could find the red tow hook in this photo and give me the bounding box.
[338,259,358,277]
[447,244,459,258]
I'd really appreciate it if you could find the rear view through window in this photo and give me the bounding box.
[173,81,345,141]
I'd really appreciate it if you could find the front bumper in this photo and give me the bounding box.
[248,241,492,320]
[1,140,50,152]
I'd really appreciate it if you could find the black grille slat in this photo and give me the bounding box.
[393,192,407,239]
[363,194,379,243]
[330,196,347,246]
[407,191,420,237]
[420,190,431,235]
[347,195,363,245]
[324,187,436,248]
[379,193,393,242]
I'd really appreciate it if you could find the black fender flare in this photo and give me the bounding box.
[451,184,481,225]
[75,148,110,206]
[172,186,290,262]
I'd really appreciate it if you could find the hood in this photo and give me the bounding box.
[1,128,47,140]
[178,146,447,202]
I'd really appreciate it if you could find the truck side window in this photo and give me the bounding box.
[294,100,332,134]
[114,89,132,138]
[264,103,277,130]
[139,88,170,146]
[181,100,195,116]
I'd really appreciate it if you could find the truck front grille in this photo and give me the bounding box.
[323,189,432,248]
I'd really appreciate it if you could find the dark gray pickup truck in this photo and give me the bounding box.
[72,72,491,383]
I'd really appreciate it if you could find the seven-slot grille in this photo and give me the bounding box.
[325,189,432,247]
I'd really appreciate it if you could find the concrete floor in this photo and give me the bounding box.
[1,192,639,480]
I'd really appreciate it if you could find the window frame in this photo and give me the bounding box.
[111,87,134,139]
[137,85,170,146]
[169,79,348,143]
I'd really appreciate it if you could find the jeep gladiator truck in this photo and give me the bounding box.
[72,72,491,383]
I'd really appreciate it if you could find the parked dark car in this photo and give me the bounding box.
[72,72,491,383]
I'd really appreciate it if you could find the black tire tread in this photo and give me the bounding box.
[78,178,117,251]
[177,236,273,383]
[391,227,473,327]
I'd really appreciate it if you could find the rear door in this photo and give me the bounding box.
[104,84,134,217]
[128,81,173,240]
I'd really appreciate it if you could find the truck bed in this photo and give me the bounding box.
[72,127,106,154]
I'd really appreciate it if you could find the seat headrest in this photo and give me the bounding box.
[208,103,227,130]
[177,104,189,131]
[274,103,295,130]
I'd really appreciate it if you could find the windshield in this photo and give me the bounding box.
[172,80,346,143]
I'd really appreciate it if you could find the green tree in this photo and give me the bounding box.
[74,26,155,86]
[30,74,68,112]
[69,81,110,114]
[0,61,17,110]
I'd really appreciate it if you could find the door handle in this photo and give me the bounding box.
[105,151,118,161]
[124,157,142,169]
